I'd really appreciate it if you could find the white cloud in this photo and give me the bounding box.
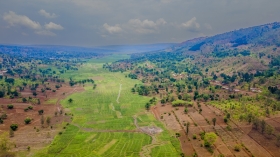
[3,11,41,29]
[39,9,57,18]
[126,18,166,34]
[35,30,56,36]
[103,23,122,34]
[181,17,200,32]
[45,22,64,30]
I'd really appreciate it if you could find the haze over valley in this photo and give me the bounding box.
[1,1,280,157]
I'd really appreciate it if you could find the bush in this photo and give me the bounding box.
[7,104,14,109]
[10,124,18,131]
[234,144,241,152]
[28,106,33,110]
[22,97,27,102]
[172,100,187,106]
[1,113,7,119]
[224,117,228,123]
[24,117,32,124]
[193,134,197,139]
[38,110,44,115]
[204,132,217,147]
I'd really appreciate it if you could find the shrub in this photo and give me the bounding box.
[1,113,7,119]
[24,117,32,124]
[193,134,197,139]
[33,92,37,96]
[7,104,14,109]
[224,117,228,123]
[22,97,27,102]
[10,124,18,131]
[28,106,33,110]
[234,144,241,152]
[38,110,44,115]
[204,132,217,147]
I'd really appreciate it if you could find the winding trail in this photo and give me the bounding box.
[116,84,122,104]
[133,116,167,157]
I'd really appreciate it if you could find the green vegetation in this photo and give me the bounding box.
[7,104,13,109]
[33,55,181,156]
[203,132,217,147]
[2,22,280,157]
[10,124,18,131]
[24,117,32,124]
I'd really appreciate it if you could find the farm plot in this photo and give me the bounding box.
[32,57,181,157]
[154,101,271,157]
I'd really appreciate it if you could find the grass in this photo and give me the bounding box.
[44,98,58,105]
[208,97,276,121]
[32,55,181,157]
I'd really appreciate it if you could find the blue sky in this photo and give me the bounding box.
[1,0,280,46]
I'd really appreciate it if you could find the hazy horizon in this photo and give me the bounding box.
[1,0,280,47]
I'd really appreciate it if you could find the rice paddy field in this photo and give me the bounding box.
[33,54,181,157]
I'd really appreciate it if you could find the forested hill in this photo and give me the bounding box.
[128,22,280,58]
[175,22,280,52]
[120,22,280,75]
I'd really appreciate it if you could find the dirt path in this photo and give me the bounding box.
[133,116,166,157]
[116,84,122,104]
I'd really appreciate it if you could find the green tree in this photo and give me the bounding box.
[145,103,150,111]
[0,132,15,155]
[9,128,14,137]
[204,132,217,147]
[226,113,231,119]
[252,118,260,130]
[40,115,44,127]
[247,113,253,124]
[38,109,44,115]
[224,117,228,123]
[22,97,27,103]
[10,124,18,131]
[184,108,188,114]
[33,92,37,97]
[24,117,31,124]
[265,124,274,137]
[46,117,51,126]
[212,118,216,126]
[186,122,190,134]
[68,98,73,103]
[7,104,13,109]
[260,120,266,134]
[276,134,280,146]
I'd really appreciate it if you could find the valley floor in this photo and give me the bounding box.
[29,56,182,157]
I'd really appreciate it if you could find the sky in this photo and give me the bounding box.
[0,0,280,47]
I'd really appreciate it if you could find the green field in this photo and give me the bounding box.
[33,54,181,157]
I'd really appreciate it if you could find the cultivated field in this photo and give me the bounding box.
[153,101,280,157]
[31,55,182,157]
